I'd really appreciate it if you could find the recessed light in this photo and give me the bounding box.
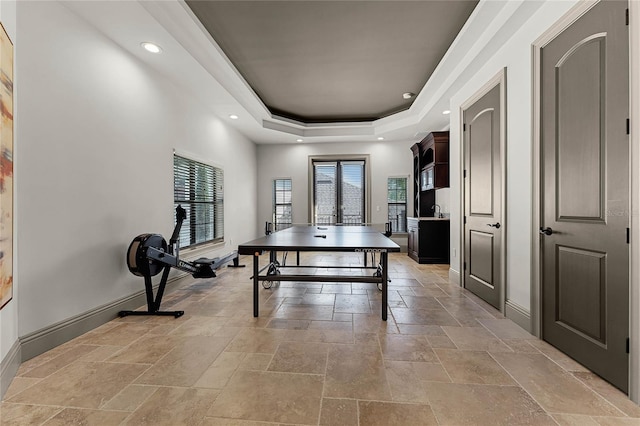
[377,137,385,140]
[442,110,451,115]
[296,139,303,142]
[402,92,415,100]
[141,42,162,54]
[229,114,239,120]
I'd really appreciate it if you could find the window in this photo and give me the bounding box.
[273,178,292,230]
[388,177,407,232]
[173,154,223,248]
[313,160,365,225]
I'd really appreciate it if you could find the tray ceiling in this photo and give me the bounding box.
[186,1,478,124]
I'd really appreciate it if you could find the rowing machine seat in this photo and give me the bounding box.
[193,257,219,265]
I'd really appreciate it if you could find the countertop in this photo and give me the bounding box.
[408,217,450,221]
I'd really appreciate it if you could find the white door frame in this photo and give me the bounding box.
[531,0,639,402]
[459,68,508,314]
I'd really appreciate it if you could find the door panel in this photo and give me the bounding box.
[556,246,606,343]
[557,36,605,220]
[470,110,494,215]
[541,0,629,392]
[463,83,502,309]
[469,231,494,287]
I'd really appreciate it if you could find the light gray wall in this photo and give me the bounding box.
[15,0,257,337]
[448,0,578,312]
[256,140,412,232]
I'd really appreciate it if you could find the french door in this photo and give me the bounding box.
[313,160,365,225]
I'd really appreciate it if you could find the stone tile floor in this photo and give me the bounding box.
[2,253,639,425]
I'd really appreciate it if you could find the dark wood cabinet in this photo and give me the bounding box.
[407,218,450,264]
[410,131,449,217]
[409,131,450,264]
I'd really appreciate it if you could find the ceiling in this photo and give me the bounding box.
[62,0,545,144]
[185,1,478,124]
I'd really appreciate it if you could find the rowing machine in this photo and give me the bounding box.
[119,205,244,318]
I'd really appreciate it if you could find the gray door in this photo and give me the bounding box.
[541,0,629,392]
[463,83,502,309]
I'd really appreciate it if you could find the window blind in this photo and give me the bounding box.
[173,154,223,248]
[388,177,407,232]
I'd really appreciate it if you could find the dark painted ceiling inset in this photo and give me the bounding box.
[186,1,478,123]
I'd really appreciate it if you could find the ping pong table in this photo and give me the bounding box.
[237,225,401,320]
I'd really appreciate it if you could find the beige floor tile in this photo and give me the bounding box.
[358,400,437,425]
[237,353,272,371]
[2,377,41,400]
[265,318,311,329]
[8,361,148,409]
[5,253,639,424]
[573,372,640,417]
[20,345,99,378]
[319,398,358,426]
[594,417,640,425]
[42,408,129,425]
[477,318,536,340]
[74,323,157,346]
[385,360,430,403]
[379,334,437,362]
[324,343,392,400]
[106,335,181,364]
[0,402,62,425]
[396,324,446,336]
[273,304,334,320]
[208,370,323,424]
[435,349,515,385]
[552,413,600,426]
[492,352,623,416]
[392,307,460,326]
[225,328,287,353]
[528,339,591,372]
[442,326,511,352]
[134,336,231,387]
[267,341,329,374]
[334,294,372,314]
[426,334,457,349]
[101,384,157,411]
[283,328,354,344]
[124,387,219,425]
[169,315,224,336]
[201,418,275,425]
[425,382,555,425]
[353,313,399,334]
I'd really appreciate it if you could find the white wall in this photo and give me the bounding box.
[15,1,256,337]
[0,0,17,367]
[448,1,578,310]
[256,140,412,231]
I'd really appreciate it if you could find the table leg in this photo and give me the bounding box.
[381,251,388,321]
[253,252,259,317]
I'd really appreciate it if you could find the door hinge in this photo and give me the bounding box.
[626,8,629,25]
[463,261,467,270]
[463,170,467,178]
[627,337,630,354]
[463,123,467,132]
[463,215,467,224]
[627,118,630,135]
[627,227,630,244]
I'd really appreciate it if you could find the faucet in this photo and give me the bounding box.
[432,204,443,218]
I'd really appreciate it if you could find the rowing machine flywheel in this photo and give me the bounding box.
[127,233,167,277]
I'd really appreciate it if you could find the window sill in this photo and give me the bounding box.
[179,240,227,260]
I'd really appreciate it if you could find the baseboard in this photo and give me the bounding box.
[20,275,186,362]
[505,300,532,334]
[1,338,21,400]
[448,268,460,285]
